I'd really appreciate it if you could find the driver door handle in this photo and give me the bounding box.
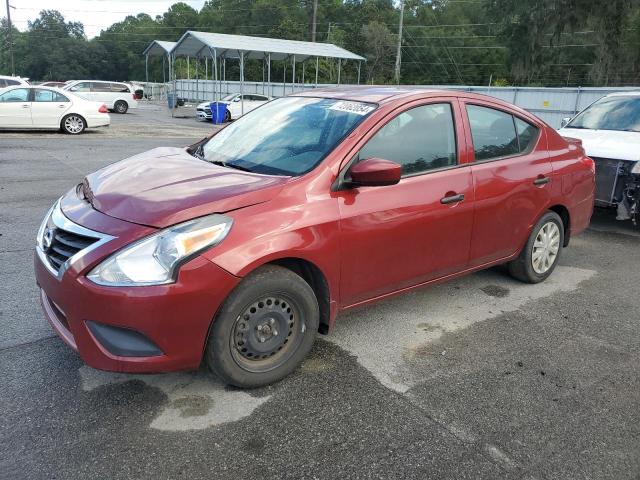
[440,193,465,205]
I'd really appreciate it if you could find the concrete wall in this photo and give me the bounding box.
[166,79,639,128]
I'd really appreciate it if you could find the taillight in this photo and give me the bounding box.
[98,104,108,113]
[132,94,136,100]
[583,156,595,174]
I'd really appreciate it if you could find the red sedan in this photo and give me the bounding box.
[34,88,595,387]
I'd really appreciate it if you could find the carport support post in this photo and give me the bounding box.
[239,50,245,116]
[357,61,361,85]
[267,53,271,98]
[162,54,166,84]
[337,58,341,85]
[292,55,296,94]
[145,54,149,84]
[302,61,305,88]
[211,48,218,102]
[315,57,319,88]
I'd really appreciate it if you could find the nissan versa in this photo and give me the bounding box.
[35,88,595,387]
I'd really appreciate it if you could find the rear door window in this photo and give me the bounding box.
[467,105,519,161]
[70,82,91,92]
[111,83,130,92]
[515,117,539,153]
[92,82,112,92]
[34,89,69,102]
[6,79,20,86]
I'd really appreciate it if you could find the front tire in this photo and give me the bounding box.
[61,114,86,134]
[205,265,319,388]
[114,100,128,114]
[508,211,564,283]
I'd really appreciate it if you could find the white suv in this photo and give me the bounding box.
[63,80,138,114]
[0,76,29,88]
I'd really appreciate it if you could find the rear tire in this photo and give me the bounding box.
[224,110,231,122]
[508,211,564,283]
[205,265,319,388]
[61,114,86,134]
[114,100,128,114]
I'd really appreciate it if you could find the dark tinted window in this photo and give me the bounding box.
[467,105,519,161]
[111,83,130,92]
[0,88,29,102]
[6,79,20,86]
[515,117,539,153]
[359,103,457,176]
[34,89,69,102]
[70,82,91,92]
[91,82,111,92]
[0,80,5,88]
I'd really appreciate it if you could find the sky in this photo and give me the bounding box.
[5,0,207,38]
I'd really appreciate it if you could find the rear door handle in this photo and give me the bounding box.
[22,105,30,109]
[440,193,465,205]
[533,176,550,186]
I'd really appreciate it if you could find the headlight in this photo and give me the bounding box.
[87,214,232,286]
[632,161,640,174]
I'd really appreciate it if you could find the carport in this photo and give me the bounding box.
[142,40,176,84]
[169,31,366,115]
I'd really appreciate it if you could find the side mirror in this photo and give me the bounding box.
[560,117,571,128]
[234,97,241,102]
[348,158,401,187]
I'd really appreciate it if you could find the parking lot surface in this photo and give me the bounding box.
[1,106,639,479]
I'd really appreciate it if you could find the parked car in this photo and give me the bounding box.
[39,81,67,88]
[558,92,640,224]
[63,80,138,114]
[35,88,594,387]
[0,75,29,88]
[196,93,270,121]
[0,85,110,133]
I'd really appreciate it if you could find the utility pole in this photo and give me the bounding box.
[394,0,404,85]
[311,0,318,42]
[5,0,15,76]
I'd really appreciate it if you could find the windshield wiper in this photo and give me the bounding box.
[190,145,205,159]
[208,160,254,173]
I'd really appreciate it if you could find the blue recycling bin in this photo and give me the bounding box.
[167,93,176,109]
[210,102,228,124]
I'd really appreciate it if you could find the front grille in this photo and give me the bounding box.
[45,228,99,274]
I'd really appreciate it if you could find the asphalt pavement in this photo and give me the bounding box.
[1,105,638,480]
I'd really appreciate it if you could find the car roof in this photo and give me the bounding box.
[291,86,519,107]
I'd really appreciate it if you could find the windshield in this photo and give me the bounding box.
[567,95,640,132]
[221,94,237,101]
[201,97,376,176]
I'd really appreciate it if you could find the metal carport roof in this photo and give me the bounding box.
[143,40,177,57]
[170,31,365,62]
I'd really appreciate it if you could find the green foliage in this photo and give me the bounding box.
[1,1,639,86]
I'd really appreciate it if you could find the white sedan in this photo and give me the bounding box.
[0,86,110,134]
[196,93,271,122]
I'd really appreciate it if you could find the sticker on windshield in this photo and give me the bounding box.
[329,101,375,116]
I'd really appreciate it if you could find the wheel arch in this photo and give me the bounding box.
[548,204,571,247]
[235,256,334,335]
[60,112,87,133]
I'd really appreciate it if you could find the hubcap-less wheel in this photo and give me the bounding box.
[64,115,84,134]
[231,295,304,373]
[532,221,560,274]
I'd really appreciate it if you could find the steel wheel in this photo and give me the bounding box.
[230,295,304,373]
[63,115,85,134]
[531,221,561,274]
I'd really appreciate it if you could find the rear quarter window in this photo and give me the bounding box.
[111,83,130,93]
[467,105,519,161]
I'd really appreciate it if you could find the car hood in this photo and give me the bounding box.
[197,101,227,109]
[81,147,289,228]
[557,128,640,161]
